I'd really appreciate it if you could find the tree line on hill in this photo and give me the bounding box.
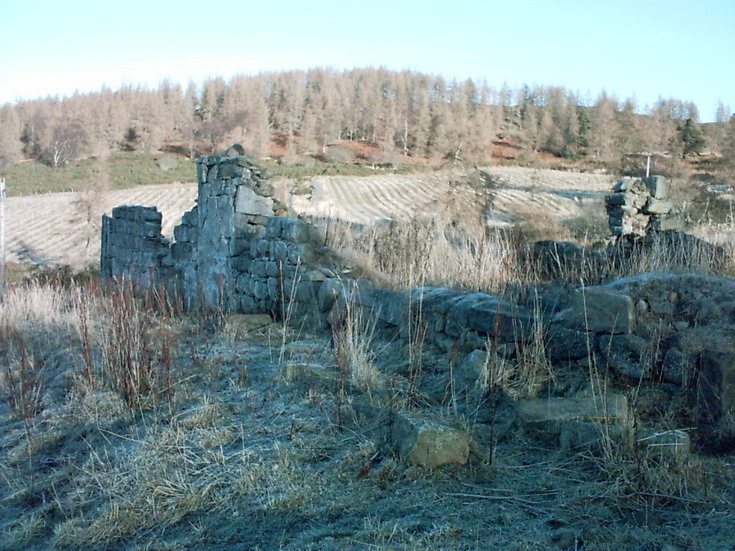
[0,67,733,172]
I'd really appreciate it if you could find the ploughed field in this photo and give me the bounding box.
[4,167,615,267]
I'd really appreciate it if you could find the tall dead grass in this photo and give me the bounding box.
[321,212,735,296]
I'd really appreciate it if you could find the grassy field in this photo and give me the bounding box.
[1,152,199,197]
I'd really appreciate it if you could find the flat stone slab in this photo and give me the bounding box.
[517,394,630,426]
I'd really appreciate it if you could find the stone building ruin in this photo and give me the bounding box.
[101,144,335,315]
[605,175,681,237]
[101,154,735,453]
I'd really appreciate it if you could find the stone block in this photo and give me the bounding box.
[231,255,252,273]
[661,348,691,386]
[391,411,470,468]
[252,279,269,300]
[517,395,629,429]
[219,160,244,180]
[599,333,652,379]
[281,218,312,243]
[605,191,647,209]
[197,159,208,184]
[239,294,258,314]
[265,217,285,239]
[270,240,289,262]
[446,293,533,343]
[560,421,632,452]
[250,259,267,277]
[235,186,274,217]
[174,223,198,243]
[250,238,271,258]
[235,274,252,294]
[643,175,669,199]
[287,242,317,265]
[643,198,674,215]
[571,286,634,334]
[546,325,591,362]
[374,288,410,327]
[318,278,374,313]
[265,261,280,277]
[613,177,648,194]
[650,214,683,232]
[171,241,194,261]
[231,237,251,257]
[266,277,278,299]
[695,351,735,422]
[636,428,690,461]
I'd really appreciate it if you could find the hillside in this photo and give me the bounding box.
[4,167,615,269]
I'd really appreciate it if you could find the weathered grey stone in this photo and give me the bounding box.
[171,241,194,261]
[637,428,690,461]
[281,218,313,243]
[599,333,652,379]
[239,294,258,313]
[560,421,632,453]
[252,279,269,300]
[254,239,270,256]
[546,325,592,362]
[219,161,244,180]
[661,348,691,385]
[270,240,289,262]
[392,411,470,468]
[374,288,410,326]
[318,278,374,313]
[650,214,683,232]
[444,292,533,343]
[643,198,674,214]
[695,350,735,421]
[571,286,634,334]
[265,216,284,239]
[231,255,252,273]
[613,177,648,194]
[605,191,648,208]
[235,186,274,217]
[235,275,251,294]
[287,242,317,265]
[266,277,279,299]
[517,395,629,427]
[250,259,267,278]
[643,175,669,199]
[250,178,274,197]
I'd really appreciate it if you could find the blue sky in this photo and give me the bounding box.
[1,0,733,121]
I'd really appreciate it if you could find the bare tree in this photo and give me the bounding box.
[0,104,23,165]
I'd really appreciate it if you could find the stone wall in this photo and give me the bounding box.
[101,158,735,448]
[101,145,335,314]
[605,175,681,237]
[100,205,173,288]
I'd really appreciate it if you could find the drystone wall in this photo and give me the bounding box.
[100,205,173,289]
[102,160,733,446]
[336,271,735,446]
[605,175,681,237]
[101,145,336,315]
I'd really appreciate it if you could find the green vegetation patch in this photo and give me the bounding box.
[1,152,197,197]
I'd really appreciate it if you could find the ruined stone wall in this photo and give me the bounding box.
[101,145,334,314]
[100,205,173,288]
[606,175,681,237]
